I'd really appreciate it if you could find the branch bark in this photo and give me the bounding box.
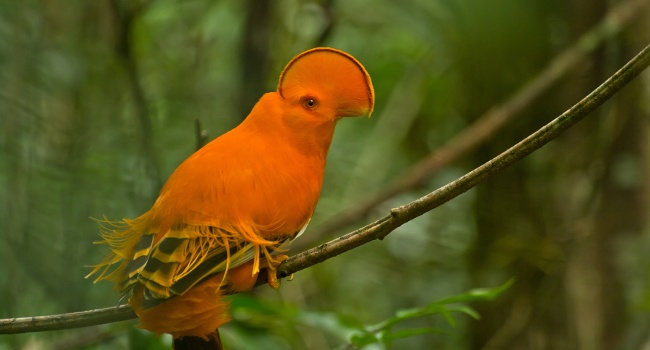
[307,0,649,240]
[1,40,648,336]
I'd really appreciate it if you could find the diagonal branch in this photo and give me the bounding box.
[1,40,648,336]
[278,42,650,277]
[306,0,649,240]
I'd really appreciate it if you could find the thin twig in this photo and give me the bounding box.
[1,40,648,336]
[308,0,649,240]
[195,118,210,150]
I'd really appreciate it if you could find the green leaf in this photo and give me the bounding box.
[382,327,448,342]
[340,279,515,347]
[445,305,481,320]
[350,332,381,347]
[436,279,515,304]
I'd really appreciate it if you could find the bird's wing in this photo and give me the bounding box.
[124,222,307,309]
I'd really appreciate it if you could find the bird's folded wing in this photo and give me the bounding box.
[123,224,294,309]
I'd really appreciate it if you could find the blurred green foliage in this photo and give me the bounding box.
[1,0,650,349]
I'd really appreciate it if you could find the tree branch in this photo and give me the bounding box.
[307,0,649,240]
[1,40,648,336]
[281,39,648,271]
[0,305,136,334]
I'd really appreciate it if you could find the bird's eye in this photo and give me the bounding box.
[302,98,317,109]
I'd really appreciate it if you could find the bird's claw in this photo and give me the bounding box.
[266,254,289,289]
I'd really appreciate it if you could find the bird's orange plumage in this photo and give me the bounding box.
[87,47,374,345]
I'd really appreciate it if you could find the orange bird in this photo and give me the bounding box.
[87,47,374,349]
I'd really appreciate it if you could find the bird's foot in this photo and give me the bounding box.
[265,254,289,289]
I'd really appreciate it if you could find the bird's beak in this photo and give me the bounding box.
[337,105,373,118]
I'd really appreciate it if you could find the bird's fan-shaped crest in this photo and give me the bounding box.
[278,47,375,117]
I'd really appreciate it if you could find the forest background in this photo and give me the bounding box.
[2,0,650,349]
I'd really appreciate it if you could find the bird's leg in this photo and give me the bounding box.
[262,254,289,289]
